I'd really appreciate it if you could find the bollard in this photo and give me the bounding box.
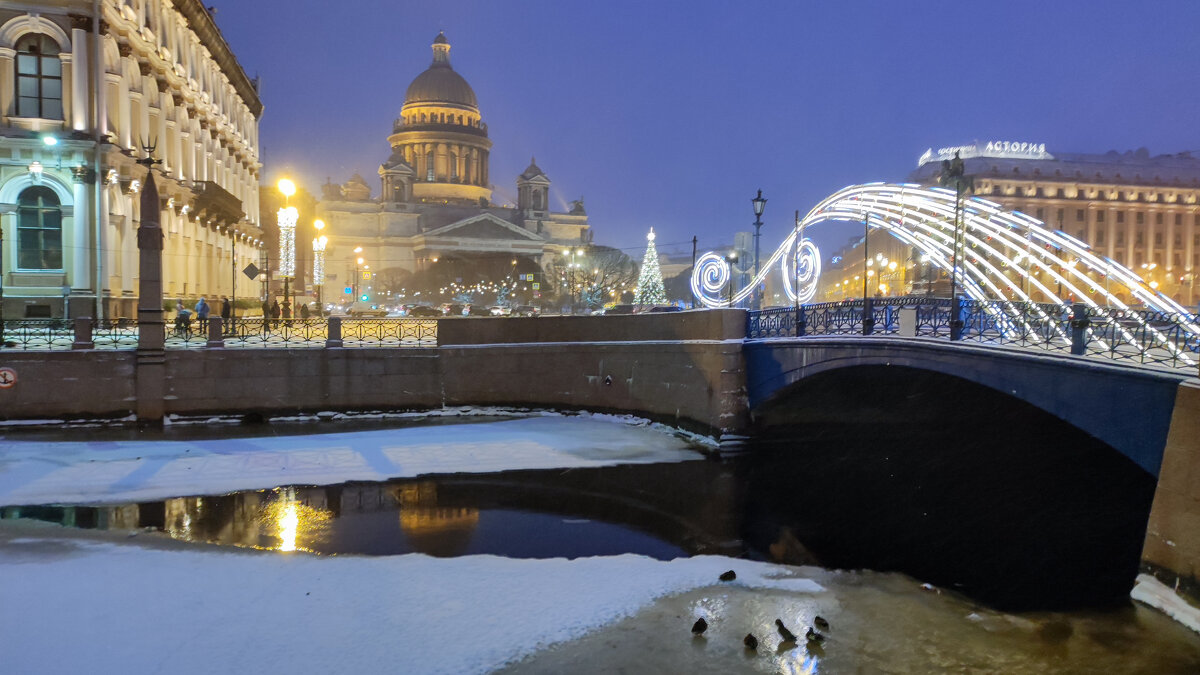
[71,316,93,350]
[206,317,224,348]
[795,306,806,337]
[1070,303,1089,355]
[325,316,343,348]
[862,297,875,335]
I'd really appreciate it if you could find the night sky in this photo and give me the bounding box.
[214,0,1200,260]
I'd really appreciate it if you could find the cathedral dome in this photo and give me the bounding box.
[403,32,478,110]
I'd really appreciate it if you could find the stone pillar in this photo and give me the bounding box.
[1136,379,1200,630]
[71,170,91,292]
[206,316,223,348]
[325,316,343,348]
[70,25,89,131]
[135,166,166,425]
[0,47,15,118]
[59,54,73,130]
[71,317,92,350]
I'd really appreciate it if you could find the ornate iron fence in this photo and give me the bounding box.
[340,318,437,347]
[0,317,438,350]
[93,318,140,349]
[0,319,75,350]
[748,298,1200,371]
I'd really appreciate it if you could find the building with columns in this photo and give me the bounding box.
[0,0,262,321]
[315,33,591,304]
[908,143,1200,306]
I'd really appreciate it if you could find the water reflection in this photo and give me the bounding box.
[8,462,737,559]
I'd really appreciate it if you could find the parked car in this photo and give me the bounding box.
[513,305,539,317]
[408,305,443,317]
[347,301,388,317]
[446,304,466,317]
[606,304,636,315]
[489,306,511,316]
[647,305,683,313]
[468,305,492,316]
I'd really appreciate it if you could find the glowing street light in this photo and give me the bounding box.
[313,219,327,311]
[276,178,298,317]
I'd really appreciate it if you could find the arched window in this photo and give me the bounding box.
[17,186,63,269]
[15,34,63,119]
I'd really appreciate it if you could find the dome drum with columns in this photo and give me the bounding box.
[387,32,492,205]
[315,33,594,304]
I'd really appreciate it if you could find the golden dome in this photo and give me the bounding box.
[403,32,478,111]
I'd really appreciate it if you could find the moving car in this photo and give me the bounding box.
[513,305,539,317]
[347,301,389,317]
[408,305,443,317]
[647,305,683,313]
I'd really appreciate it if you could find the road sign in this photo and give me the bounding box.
[344,287,353,294]
[242,263,260,280]
[362,271,372,280]
[532,282,540,290]
[0,367,15,389]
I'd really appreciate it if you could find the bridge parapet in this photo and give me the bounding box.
[748,300,1200,373]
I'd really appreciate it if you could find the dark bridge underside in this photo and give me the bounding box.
[745,337,1188,476]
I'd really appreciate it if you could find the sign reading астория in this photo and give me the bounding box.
[918,141,1051,166]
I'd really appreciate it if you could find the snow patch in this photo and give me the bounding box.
[0,544,821,674]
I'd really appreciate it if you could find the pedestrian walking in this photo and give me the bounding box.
[220,296,231,320]
[195,296,210,335]
[299,303,310,319]
[270,300,281,328]
[282,301,292,320]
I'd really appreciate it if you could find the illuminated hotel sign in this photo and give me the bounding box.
[918,141,1051,166]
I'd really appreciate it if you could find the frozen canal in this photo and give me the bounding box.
[2,412,1199,673]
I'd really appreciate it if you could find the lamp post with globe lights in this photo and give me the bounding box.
[751,190,767,309]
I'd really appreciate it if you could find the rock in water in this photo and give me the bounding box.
[743,633,758,650]
[691,617,707,635]
[719,570,736,581]
[814,615,829,630]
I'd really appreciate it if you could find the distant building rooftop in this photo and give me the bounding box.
[908,142,1200,188]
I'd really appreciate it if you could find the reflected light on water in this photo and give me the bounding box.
[263,488,331,553]
[278,501,299,552]
[780,655,819,675]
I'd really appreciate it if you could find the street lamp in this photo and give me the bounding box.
[313,219,327,315]
[277,179,297,318]
[724,251,739,306]
[355,256,365,300]
[939,151,974,340]
[751,189,767,310]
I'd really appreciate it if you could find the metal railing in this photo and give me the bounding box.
[0,317,439,351]
[748,298,1200,371]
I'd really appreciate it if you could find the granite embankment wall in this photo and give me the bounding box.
[0,310,749,436]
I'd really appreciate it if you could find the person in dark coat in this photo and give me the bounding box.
[220,296,231,320]
[270,300,281,328]
[299,303,310,319]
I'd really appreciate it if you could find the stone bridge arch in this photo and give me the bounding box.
[746,337,1189,475]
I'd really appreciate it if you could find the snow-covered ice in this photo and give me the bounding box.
[0,415,706,506]
[0,533,822,675]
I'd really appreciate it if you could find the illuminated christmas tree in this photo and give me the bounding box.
[634,228,667,305]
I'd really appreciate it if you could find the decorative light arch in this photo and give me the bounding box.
[693,183,1200,355]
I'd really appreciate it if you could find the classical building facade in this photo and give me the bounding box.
[0,0,262,321]
[315,33,590,302]
[908,143,1200,305]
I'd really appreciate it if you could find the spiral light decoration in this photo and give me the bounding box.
[692,182,1200,362]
